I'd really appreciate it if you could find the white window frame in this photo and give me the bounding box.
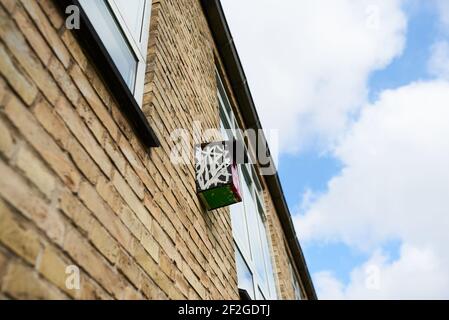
[217,70,277,300]
[80,0,152,106]
[107,0,151,105]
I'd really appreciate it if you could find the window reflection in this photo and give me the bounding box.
[113,0,146,41]
[79,0,138,90]
[230,202,250,258]
[236,248,254,299]
[242,173,266,288]
[259,216,277,299]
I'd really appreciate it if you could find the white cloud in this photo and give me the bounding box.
[296,80,449,299]
[315,245,449,299]
[298,0,449,298]
[221,0,407,153]
[428,41,449,79]
[313,271,345,300]
[435,0,449,29]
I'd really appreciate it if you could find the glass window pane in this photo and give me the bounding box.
[235,248,254,299]
[294,281,302,300]
[217,74,232,116]
[113,0,146,41]
[290,262,302,300]
[220,121,227,140]
[242,173,268,293]
[221,118,249,256]
[256,287,266,300]
[229,200,250,258]
[79,0,137,90]
[220,114,233,141]
[258,215,277,299]
[253,214,268,293]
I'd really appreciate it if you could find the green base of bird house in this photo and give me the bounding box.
[195,141,242,211]
[198,184,241,211]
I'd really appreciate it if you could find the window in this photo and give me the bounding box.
[235,248,255,299]
[217,71,277,300]
[79,0,152,105]
[289,260,303,300]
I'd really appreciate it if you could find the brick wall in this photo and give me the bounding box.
[0,0,304,300]
[0,0,239,299]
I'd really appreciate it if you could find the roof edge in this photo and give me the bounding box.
[200,0,317,300]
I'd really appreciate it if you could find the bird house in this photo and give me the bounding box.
[194,141,242,210]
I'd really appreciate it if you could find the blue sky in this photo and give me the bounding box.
[223,0,449,299]
[369,1,437,100]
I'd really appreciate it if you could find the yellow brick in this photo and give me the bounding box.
[119,206,144,241]
[63,226,128,299]
[37,0,64,29]
[0,117,15,158]
[95,176,123,214]
[0,6,60,104]
[79,275,112,300]
[13,6,52,66]
[61,30,88,71]
[153,192,173,224]
[160,210,177,244]
[120,285,144,300]
[33,99,101,185]
[0,250,9,283]
[76,98,106,146]
[0,159,65,245]
[58,190,94,235]
[143,194,162,225]
[152,221,178,264]
[85,65,113,107]
[159,251,175,279]
[4,95,81,192]
[0,200,42,264]
[70,65,119,140]
[116,249,141,289]
[89,223,119,264]
[0,42,38,106]
[48,57,81,106]
[112,171,152,231]
[174,270,190,298]
[111,105,134,139]
[38,245,78,298]
[1,0,17,13]
[104,134,127,176]
[67,140,102,184]
[55,97,112,178]
[133,244,184,299]
[140,274,168,299]
[139,230,160,263]
[20,0,71,68]
[2,261,66,299]
[117,135,156,196]
[78,182,133,252]
[181,261,207,299]
[32,99,69,149]
[0,78,5,103]
[124,164,145,200]
[16,146,56,198]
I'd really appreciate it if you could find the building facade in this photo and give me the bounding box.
[0,0,316,300]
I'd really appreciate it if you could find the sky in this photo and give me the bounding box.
[221,0,449,299]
